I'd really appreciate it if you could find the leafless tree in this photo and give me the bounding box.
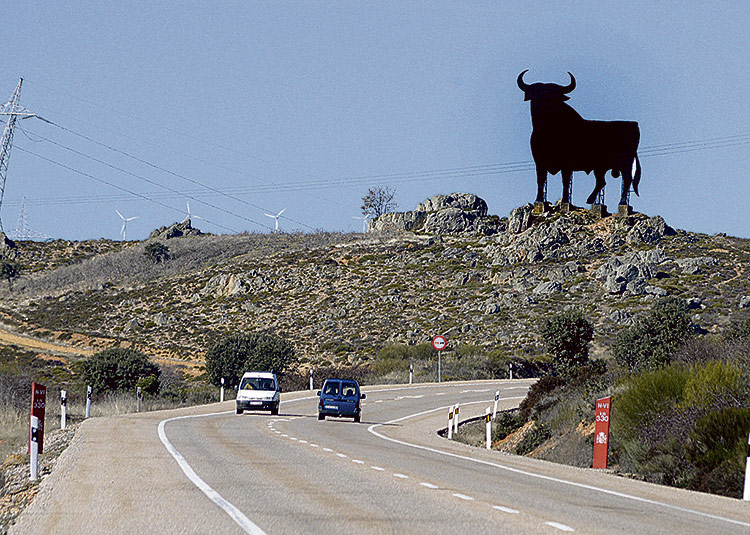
[361,187,397,218]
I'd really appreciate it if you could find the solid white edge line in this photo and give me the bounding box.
[367,399,750,529]
[546,521,575,532]
[158,412,267,535]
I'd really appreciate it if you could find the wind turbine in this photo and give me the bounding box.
[264,208,286,232]
[115,209,138,241]
[352,214,371,233]
[183,201,204,225]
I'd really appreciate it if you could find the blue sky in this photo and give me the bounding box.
[4,2,749,240]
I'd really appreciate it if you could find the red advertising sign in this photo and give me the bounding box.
[592,396,611,469]
[29,382,46,454]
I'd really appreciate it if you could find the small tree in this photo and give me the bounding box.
[0,261,20,291]
[80,347,161,394]
[540,309,594,377]
[144,242,170,263]
[613,297,692,372]
[361,186,397,218]
[205,332,297,387]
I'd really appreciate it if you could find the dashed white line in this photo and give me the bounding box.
[352,460,365,464]
[453,493,474,501]
[298,440,307,444]
[545,522,575,532]
[393,473,409,479]
[337,453,347,458]
[323,447,334,452]
[371,466,385,471]
[289,437,298,441]
[492,505,519,514]
[310,444,319,448]
[420,482,438,489]
[281,434,288,438]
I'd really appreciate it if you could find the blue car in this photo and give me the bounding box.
[317,378,366,422]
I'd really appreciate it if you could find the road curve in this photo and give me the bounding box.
[10,380,750,535]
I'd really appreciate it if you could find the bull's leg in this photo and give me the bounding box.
[562,170,572,204]
[619,164,633,206]
[587,170,607,205]
[535,167,547,203]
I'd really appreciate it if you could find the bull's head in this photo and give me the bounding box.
[517,70,576,102]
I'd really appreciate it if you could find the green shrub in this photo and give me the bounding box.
[519,376,565,420]
[144,242,170,263]
[80,348,161,394]
[205,332,297,387]
[681,361,744,410]
[514,422,551,455]
[613,364,691,443]
[686,407,750,497]
[612,297,692,372]
[492,410,525,442]
[539,309,593,377]
[724,316,750,342]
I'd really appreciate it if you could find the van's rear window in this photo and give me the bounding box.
[240,377,276,391]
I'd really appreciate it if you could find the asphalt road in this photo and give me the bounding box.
[11,380,750,534]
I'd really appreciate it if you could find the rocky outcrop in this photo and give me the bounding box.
[149,219,203,240]
[595,247,670,296]
[370,193,505,236]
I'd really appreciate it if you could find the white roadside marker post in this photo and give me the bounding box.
[137,386,143,412]
[744,432,750,501]
[85,385,92,418]
[309,369,314,391]
[409,364,413,385]
[493,390,500,419]
[485,407,492,450]
[220,378,225,403]
[60,390,67,430]
[29,415,39,481]
[454,403,460,435]
[447,405,454,440]
[509,362,513,380]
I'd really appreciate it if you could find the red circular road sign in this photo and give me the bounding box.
[432,335,447,351]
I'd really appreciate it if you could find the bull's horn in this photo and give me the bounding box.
[561,72,576,93]
[517,70,530,91]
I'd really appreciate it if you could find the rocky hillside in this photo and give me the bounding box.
[0,195,748,370]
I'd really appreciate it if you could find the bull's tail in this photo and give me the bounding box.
[632,154,641,196]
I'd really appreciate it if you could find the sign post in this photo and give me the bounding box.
[592,396,612,469]
[432,335,447,383]
[137,386,143,412]
[85,385,92,418]
[485,407,492,450]
[29,382,46,455]
[60,390,67,430]
[447,405,454,440]
[220,378,225,403]
[493,391,500,419]
[30,415,39,481]
[454,402,460,435]
[409,363,413,385]
[309,369,314,391]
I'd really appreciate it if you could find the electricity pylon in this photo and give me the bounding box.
[0,78,37,232]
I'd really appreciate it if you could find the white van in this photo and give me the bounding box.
[235,372,280,415]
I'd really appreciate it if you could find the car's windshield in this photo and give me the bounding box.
[323,381,340,395]
[239,377,276,391]
[341,382,358,397]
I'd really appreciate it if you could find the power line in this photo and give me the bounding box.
[14,146,241,234]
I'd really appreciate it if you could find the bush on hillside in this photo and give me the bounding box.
[80,347,160,394]
[681,361,745,410]
[539,309,593,377]
[205,332,297,387]
[612,297,692,372]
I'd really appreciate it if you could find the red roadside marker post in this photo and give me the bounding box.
[592,396,612,469]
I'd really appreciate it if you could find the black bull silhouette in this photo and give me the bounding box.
[517,70,641,206]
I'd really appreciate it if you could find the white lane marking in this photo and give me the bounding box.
[289,437,298,441]
[460,389,490,393]
[323,447,333,452]
[435,393,446,396]
[352,460,365,464]
[367,400,750,529]
[374,400,384,403]
[371,466,385,471]
[546,522,575,532]
[393,473,409,479]
[337,453,348,458]
[298,440,307,444]
[420,482,438,489]
[281,434,288,438]
[158,413,267,535]
[310,444,319,448]
[492,505,519,514]
[453,493,474,501]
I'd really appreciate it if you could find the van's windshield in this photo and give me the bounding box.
[239,377,276,391]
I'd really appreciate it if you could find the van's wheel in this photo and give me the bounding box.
[271,406,279,416]
[354,414,361,423]
[236,407,243,415]
[318,413,325,420]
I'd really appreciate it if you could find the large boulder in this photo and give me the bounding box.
[150,219,203,240]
